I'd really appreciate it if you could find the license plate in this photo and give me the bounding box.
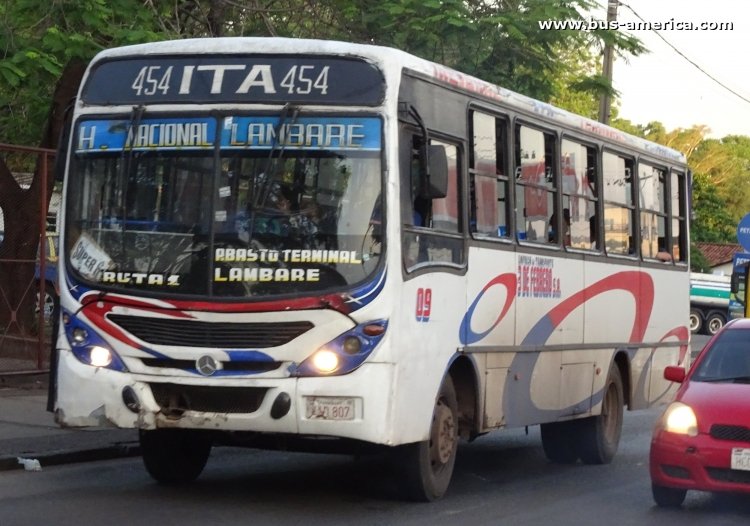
[305,397,355,421]
[731,448,750,471]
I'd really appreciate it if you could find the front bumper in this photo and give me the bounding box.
[650,429,750,494]
[54,348,396,445]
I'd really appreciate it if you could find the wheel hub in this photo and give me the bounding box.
[431,400,456,465]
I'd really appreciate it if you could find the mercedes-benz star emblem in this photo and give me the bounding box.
[196,355,220,376]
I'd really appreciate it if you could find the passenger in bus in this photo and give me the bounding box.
[656,239,673,262]
[549,208,571,245]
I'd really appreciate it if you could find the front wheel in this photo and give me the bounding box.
[576,364,624,464]
[394,376,458,501]
[140,429,212,484]
[652,483,686,507]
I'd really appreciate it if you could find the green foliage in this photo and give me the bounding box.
[690,243,712,273]
[691,173,736,243]
[1,0,648,146]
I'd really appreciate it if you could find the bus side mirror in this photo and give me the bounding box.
[731,273,739,294]
[419,144,448,199]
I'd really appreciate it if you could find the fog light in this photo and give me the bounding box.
[312,350,339,373]
[343,336,361,355]
[270,392,291,419]
[89,346,113,367]
[72,327,88,345]
[122,386,141,413]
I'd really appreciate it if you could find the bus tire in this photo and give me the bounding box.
[688,308,703,334]
[540,421,578,463]
[705,311,725,336]
[576,364,624,464]
[395,375,458,501]
[140,429,212,484]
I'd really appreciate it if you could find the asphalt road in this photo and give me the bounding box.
[2,402,749,526]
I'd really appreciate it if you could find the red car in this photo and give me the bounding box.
[650,317,750,507]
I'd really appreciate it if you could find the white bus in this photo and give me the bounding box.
[52,37,690,501]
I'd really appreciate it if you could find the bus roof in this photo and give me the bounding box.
[90,37,687,165]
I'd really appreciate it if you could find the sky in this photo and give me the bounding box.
[591,0,750,138]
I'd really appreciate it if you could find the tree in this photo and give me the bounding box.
[0,0,649,333]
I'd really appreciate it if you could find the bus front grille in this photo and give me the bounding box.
[108,314,313,348]
[141,358,282,374]
[148,383,268,415]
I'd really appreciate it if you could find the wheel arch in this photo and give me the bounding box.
[447,355,479,440]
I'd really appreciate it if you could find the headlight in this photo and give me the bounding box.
[89,346,113,367]
[311,350,339,373]
[663,402,698,436]
[63,309,128,372]
[293,319,388,377]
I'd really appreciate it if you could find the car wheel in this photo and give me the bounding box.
[394,375,458,501]
[652,483,686,507]
[705,311,725,336]
[140,429,212,484]
[31,280,58,333]
[576,364,624,464]
[688,309,703,334]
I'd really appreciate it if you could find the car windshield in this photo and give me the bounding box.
[691,328,750,383]
[65,115,383,298]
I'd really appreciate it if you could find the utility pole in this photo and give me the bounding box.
[598,0,618,124]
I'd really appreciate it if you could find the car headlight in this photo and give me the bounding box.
[663,402,698,436]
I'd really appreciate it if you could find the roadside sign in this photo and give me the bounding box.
[737,213,750,251]
[732,252,750,273]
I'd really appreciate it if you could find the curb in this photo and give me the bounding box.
[0,442,141,472]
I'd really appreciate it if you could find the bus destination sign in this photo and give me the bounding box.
[82,56,385,106]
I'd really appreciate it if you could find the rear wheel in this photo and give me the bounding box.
[395,376,458,501]
[576,364,624,464]
[688,309,703,334]
[140,429,212,484]
[705,311,725,336]
[540,421,578,463]
[652,483,686,507]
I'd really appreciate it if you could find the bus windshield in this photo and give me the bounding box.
[65,115,383,298]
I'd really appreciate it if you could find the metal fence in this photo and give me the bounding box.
[0,143,57,375]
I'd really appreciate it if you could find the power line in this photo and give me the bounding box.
[617,1,750,105]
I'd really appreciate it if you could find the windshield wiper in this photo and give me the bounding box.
[254,103,300,209]
[245,104,300,244]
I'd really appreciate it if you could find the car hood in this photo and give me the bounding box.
[680,381,750,432]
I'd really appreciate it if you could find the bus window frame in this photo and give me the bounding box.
[468,106,513,243]
[400,125,467,274]
[559,133,601,253]
[513,120,560,247]
[637,160,670,263]
[602,147,637,259]
[669,168,689,265]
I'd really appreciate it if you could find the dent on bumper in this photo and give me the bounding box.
[54,349,396,443]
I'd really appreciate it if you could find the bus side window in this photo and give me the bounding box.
[602,152,635,255]
[470,111,509,238]
[670,170,688,262]
[561,139,599,250]
[515,125,556,244]
[402,134,464,270]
